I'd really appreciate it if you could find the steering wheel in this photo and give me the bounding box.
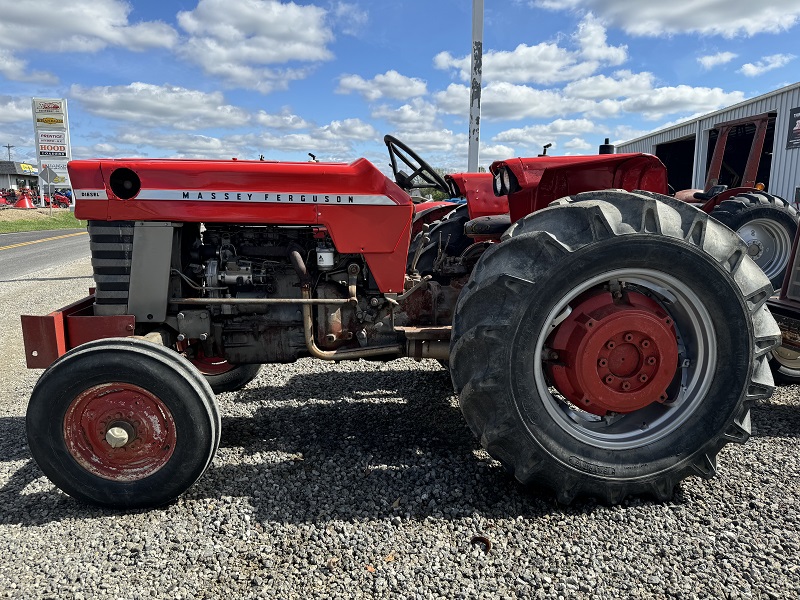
[384,134,451,197]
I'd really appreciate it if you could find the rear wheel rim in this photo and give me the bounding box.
[533,268,717,450]
[63,383,177,480]
[772,346,800,370]
[737,218,792,281]
[190,354,236,376]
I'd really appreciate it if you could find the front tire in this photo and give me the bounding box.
[450,190,779,503]
[26,338,220,508]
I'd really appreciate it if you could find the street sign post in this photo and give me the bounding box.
[40,166,58,216]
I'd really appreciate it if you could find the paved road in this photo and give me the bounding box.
[0,229,90,281]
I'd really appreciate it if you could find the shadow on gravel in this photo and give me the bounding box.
[192,367,620,523]
[751,403,800,438]
[7,369,795,526]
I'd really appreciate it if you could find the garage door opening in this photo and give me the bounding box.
[655,135,696,192]
[705,113,775,191]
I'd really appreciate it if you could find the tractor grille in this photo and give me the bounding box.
[88,221,134,315]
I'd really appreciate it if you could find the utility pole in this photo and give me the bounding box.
[3,144,14,161]
[467,0,484,173]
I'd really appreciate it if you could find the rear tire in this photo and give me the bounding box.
[710,192,798,289]
[26,338,220,508]
[189,354,262,393]
[768,346,800,385]
[450,190,779,503]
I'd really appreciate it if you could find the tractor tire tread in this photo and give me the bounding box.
[450,190,780,504]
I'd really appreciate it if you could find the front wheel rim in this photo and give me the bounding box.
[532,268,717,450]
[63,383,177,480]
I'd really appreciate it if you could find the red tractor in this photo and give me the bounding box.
[766,228,800,383]
[22,136,780,508]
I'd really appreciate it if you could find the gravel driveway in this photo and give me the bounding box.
[1,257,799,599]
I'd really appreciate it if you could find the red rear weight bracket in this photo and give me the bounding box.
[546,290,679,416]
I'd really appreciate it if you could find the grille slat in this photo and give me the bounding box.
[88,221,134,316]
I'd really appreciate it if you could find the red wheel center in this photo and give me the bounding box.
[607,343,640,377]
[546,290,679,416]
[63,383,177,481]
[190,352,235,376]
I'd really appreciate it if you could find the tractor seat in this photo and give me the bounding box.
[465,214,512,238]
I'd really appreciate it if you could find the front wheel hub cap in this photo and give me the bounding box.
[546,291,679,416]
[63,383,177,481]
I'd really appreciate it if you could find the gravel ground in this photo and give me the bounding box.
[1,257,799,599]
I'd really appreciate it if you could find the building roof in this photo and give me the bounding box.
[0,161,39,176]
[621,81,800,147]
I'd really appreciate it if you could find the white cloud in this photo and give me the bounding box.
[563,137,593,151]
[0,0,176,83]
[318,119,378,141]
[255,109,311,130]
[613,125,651,143]
[479,144,517,165]
[371,99,439,131]
[0,50,58,84]
[434,44,595,85]
[563,70,654,99]
[738,53,796,77]
[574,13,627,65]
[258,132,351,158]
[384,129,468,154]
[0,0,177,52]
[337,70,428,101]
[434,14,625,85]
[70,83,251,130]
[494,119,598,145]
[331,2,369,36]
[113,130,248,159]
[698,52,738,69]
[435,83,593,121]
[619,85,745,120]
[176,0,333,93]
[0,96,34,124]
[531,0,800,37]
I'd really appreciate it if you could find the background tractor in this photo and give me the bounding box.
[21,136,779,508]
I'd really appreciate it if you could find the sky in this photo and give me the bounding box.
[0,0,798,175]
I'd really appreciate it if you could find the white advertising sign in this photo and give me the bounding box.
[34,99,64,114]
[32,97,72,188]
[39,160,70,184]
[34,115,66,129]
[37,130,68,157]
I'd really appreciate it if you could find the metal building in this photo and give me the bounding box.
[0,161,39,192]
[617,82,800,206]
